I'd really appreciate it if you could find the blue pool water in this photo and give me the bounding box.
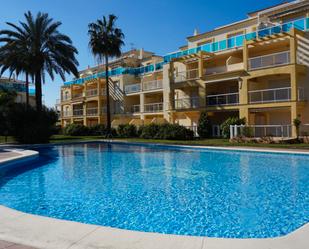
[0,143,308,238]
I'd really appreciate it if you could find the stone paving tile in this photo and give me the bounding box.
[0,151,20,160]
[0,240,36,249]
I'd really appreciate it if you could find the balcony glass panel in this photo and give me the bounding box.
[125,83,141,94]
[143,80,163,91]
[207,93,239,106]
[175,97,200,109]
[248,87,291,104]
[144,103,163,113]
[86,108,98,116]
[131,105,140,113]
[248,51,290,70]
[73,109,83,116]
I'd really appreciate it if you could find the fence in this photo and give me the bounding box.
[230,125,292,139]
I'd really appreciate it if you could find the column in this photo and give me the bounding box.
[243,40,249,71]
[198,51,204,78]
[140,93,145,121]
[239,78,248,105]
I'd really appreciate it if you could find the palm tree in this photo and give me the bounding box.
[0,42,33,106]
[88,14,124,135]
[0,11,79,111]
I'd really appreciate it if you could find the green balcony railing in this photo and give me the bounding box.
[65,17,309,86]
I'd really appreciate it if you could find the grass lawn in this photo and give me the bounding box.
[1,135,309,150]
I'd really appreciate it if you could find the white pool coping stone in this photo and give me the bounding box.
[0,148,38,165]
[0,144,308,249]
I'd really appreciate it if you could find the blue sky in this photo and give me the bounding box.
[0,0,287,107]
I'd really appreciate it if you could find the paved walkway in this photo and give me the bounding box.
[0,240,36,249]
[0,151,20,161]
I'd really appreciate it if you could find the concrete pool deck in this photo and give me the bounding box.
[0,144,308,249]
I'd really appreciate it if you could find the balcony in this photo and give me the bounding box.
[143,80,163,91]
[86,107,98,116]
[144,102,163,113]
[61,95,71,102]
[72,93,83,100]
[175,97,200,110]
[85,89,98,97]
[207,92,239,106]
[125,83,141,94]
[73,109,83,117]
[62,111,71,118]
[131,105,140,113]
[174,69,199,83]
[248,51,290,71]
[248,87,305,104]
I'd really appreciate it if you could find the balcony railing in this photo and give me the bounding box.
[125,83,141,94]
[248,87,291,104]
[73,109,84,116]
[86,107,98,116]
[131,105,140,113]
[144,102,163,113]
[230,124,292,139]
[207,92,239,106]
[298,87,305,101]
[248,51,290,71]
[205,66,227,75]
[143,80,163,91]
[175,97,200,109]
[62,111,71,117]
[86,89,98,97]
[72,93,83,99]
[174,68,199,83]
[61,95,71,101]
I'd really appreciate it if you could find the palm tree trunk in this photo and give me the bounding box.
[105,55,111,135]
[25,73,29,107]
[35,70,42,111]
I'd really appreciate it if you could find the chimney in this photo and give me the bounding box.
[193,28,199,36]
[139,48,144,59]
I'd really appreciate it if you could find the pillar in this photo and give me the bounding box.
[198,51,204,78]
[140,93,145,121]
[291,103,298,138]
[239,78,248,105]
[243,40,249,71]
[239,107,249,124]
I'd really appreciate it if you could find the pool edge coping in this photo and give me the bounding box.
[0,205,308,249]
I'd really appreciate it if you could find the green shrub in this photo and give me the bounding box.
[197,111,211,138]
[89,124,107,136]
[64,124,89,136]
[157,123,194,140]
[242,126,254,138]
[117,124,137,138]
[139,123,194,140]
[7,104,58,144]
[139,124,160,139]
[220,117,246,138]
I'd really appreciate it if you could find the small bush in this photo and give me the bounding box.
[89,124,107,136]
[139,124,160,139]
[117,124,137,138]
[7,104,58,144]
[242,126,254,138]
[197,111,211,138]
[139,123,193,140]
[64,124,89,136]
[221,117,246,138]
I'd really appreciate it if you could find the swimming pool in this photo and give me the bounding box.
[0,143,308,238]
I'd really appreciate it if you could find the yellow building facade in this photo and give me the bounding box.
[59,0,309,138]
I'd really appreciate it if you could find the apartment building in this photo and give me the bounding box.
[0,77,35,106]
[60,0,309,138]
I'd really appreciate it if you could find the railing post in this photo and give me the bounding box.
[230,125,234,139]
